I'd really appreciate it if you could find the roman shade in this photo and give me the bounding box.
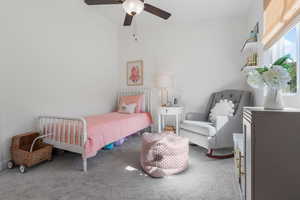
[263,0,300,49]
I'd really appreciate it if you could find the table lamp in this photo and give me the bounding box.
[156,73,173,107]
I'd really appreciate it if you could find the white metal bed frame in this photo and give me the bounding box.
[38,87,152,172]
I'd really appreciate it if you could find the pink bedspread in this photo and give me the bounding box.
[84,112,152,158]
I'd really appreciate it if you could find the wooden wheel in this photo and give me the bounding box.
[7,161,14,169]
[19,165,27,173]
[206,149,234,159]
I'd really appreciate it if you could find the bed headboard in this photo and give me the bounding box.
[118,87,152,114]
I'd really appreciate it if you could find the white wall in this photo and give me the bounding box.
[247,0,300,108]
[246,0,265,106]
[0,0,120,170]
[118,18,249,129]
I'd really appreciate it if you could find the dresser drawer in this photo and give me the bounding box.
[234,149,241,182]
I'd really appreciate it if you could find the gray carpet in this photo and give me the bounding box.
[0,135,240,200]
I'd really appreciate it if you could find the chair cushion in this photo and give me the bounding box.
[181,120,216,137]
[209,99,234,123]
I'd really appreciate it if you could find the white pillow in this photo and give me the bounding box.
[118,103,137,114]
[209,99,234,123]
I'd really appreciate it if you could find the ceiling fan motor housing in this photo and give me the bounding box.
[122,0,144,16]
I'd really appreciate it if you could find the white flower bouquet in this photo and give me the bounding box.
[243,57,292,90]
[243,55,294,110]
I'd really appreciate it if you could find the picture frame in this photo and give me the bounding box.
[127,60,144,86]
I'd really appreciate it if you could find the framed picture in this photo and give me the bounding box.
[127,60,144,86]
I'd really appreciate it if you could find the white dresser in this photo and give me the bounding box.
[237,107,300,200]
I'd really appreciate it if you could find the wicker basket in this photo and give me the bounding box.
[164,125,176,134]
[8,132,53,173]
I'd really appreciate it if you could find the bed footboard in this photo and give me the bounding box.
[38,116,88,172]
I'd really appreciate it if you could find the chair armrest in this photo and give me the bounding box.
[182,120,216,137]
[208,115,242,149]
[185,112,207,121]
[183,120,213,126]
[215,116,230,131]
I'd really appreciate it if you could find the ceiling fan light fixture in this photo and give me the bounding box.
[122,0,144,16]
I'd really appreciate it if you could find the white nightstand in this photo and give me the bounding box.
[158,107,184,135]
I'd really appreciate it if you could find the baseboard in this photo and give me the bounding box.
[0,160,8,172]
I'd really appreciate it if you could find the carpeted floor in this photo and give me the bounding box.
[0,135,240,200]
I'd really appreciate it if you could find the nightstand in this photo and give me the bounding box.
[158,107,184,135]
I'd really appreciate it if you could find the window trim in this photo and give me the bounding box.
[295,24,300,96]
[268,23,300,96]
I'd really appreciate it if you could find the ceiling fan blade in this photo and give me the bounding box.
[124,14,133,26]
[144,3,171,20]
[84,0,122,5]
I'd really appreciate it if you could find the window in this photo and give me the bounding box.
[270,24,299,94]
[263,0,300,48]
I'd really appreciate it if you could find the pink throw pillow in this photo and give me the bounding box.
[119,95,144,113]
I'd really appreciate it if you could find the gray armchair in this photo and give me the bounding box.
[180,90,253,158]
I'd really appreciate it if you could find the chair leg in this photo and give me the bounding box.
[82,156,87,172]
[206,149,234,159]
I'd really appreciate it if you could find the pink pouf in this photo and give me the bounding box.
[140,133,189,178]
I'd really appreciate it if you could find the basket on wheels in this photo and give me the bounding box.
[7,132,53,173]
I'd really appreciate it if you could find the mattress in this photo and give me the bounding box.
[84,112,152,158]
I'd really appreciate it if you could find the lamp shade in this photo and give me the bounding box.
[156,73,174,88]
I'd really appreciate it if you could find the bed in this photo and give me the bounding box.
[38,88,152,172]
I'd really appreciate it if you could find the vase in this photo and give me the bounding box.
[264,88,284,110]
[254,88,265,106]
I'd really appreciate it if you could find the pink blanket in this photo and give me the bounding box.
[84,112,152,158]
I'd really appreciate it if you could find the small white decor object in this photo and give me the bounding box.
[243,55,293,110]
[209,99,234,123]
[118,103,137,114]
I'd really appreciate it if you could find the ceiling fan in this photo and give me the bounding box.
[84,0,171,26]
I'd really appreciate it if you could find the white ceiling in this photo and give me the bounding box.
[88,0,252,25]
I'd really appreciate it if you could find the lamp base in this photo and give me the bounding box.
[160,88,169,107]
